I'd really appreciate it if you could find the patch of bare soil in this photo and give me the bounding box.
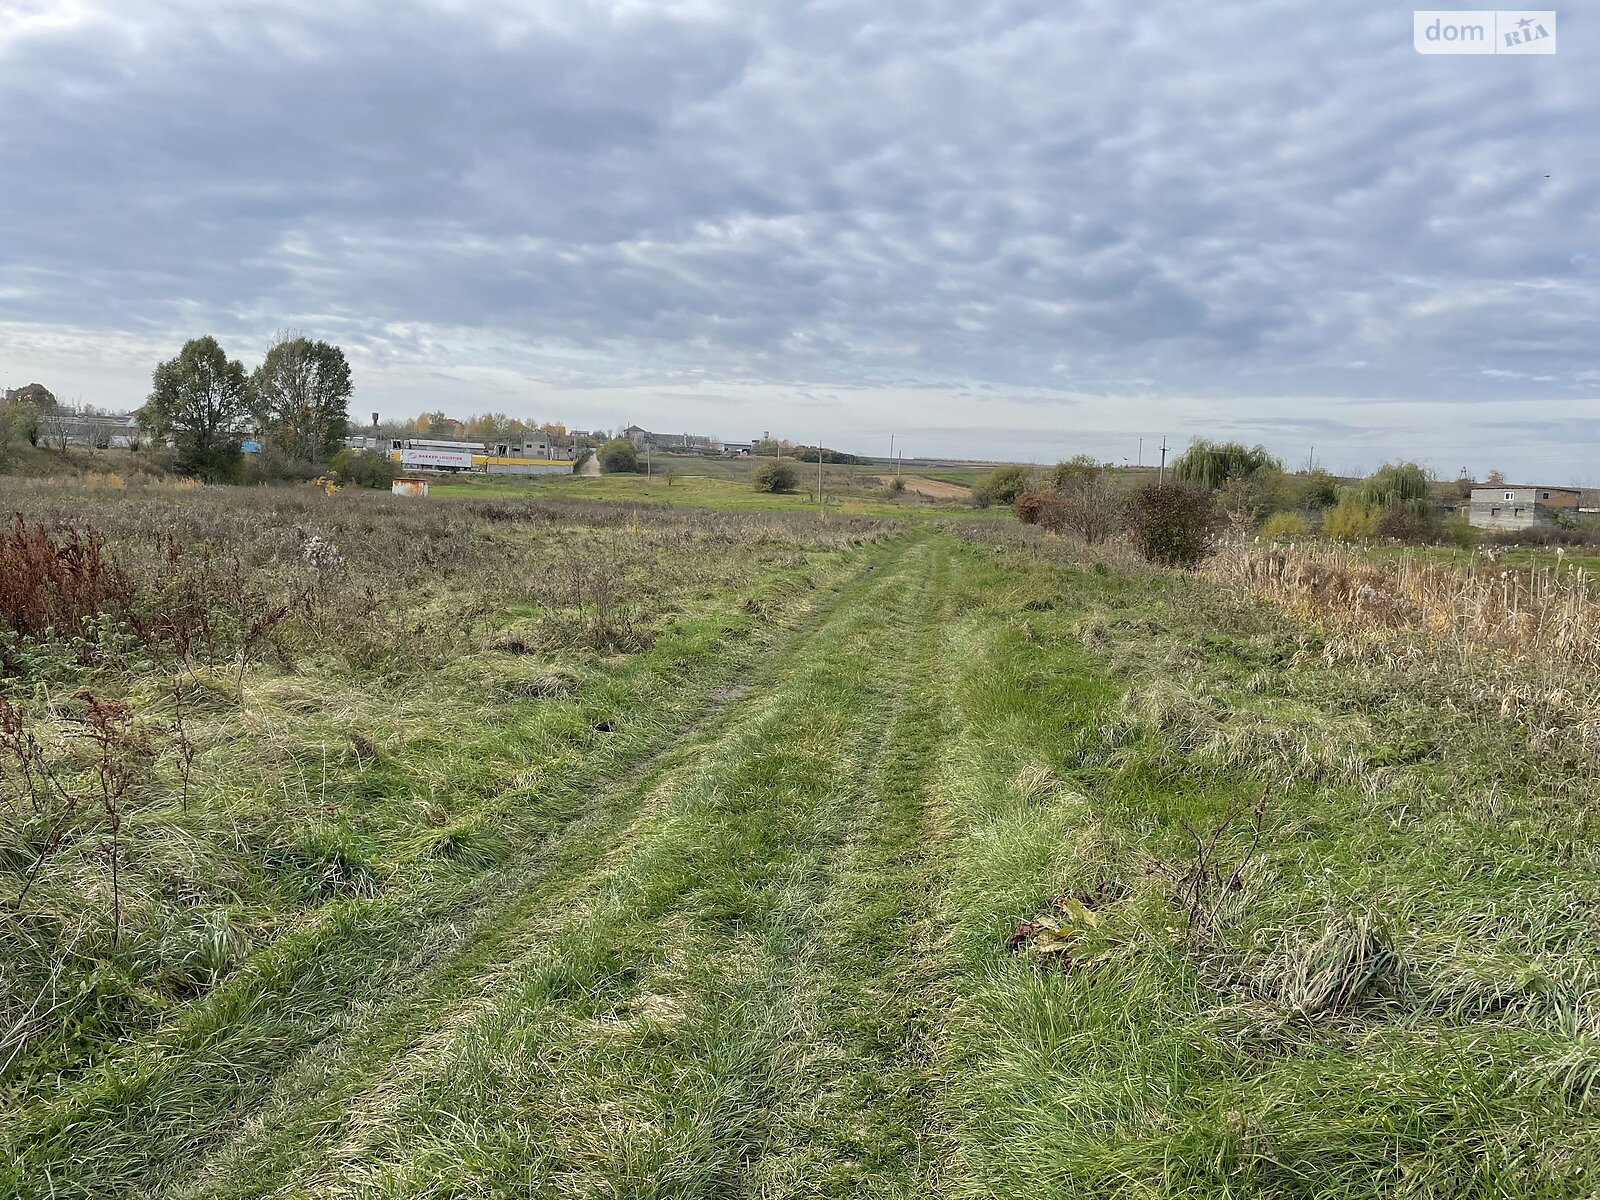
[867,475,970,500]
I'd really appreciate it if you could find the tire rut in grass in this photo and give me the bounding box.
[745,538,957,1198]
[167,535,945,1198]
[6,538,920,1200]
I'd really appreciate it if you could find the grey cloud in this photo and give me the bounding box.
[1,0,1598,478]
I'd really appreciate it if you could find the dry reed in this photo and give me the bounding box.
[1206,540,1600,682]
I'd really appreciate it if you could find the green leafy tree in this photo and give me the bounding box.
[249,334,352,463]
[598,437,639,473]
[1297,468,1340,510]
[1171,440,1282,489]
[973,464,1031,508]
[752,460,798,493]
[1356,461,1432,517]
[1050,455,1102,493]
[141,337,249,481]
[0,401,39,468]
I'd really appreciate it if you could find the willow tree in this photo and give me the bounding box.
[1356,461,1432,517]
[1170,439,1281,489]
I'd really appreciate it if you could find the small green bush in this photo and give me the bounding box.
[1444,515,1479,549]
[329,448,397,489]
[1297,468,1340,510]
[598,438,638,474]
[1261,511,1309,541]
[1323,500,1380,543]
[1050,455,1101,493]
[973,465,1030,508]
[752,460,798,493]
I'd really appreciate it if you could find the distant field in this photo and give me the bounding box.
[426,467,1010,519]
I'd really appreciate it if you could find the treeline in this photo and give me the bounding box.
[400,413,578,442]
[746,438,862,464]
[787,445,864,464]
[996,440,1569,567]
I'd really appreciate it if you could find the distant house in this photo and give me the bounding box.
[1468,486,1582,531]
[491,433,575,461]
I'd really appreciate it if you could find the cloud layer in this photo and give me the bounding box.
[2,0,1596,475]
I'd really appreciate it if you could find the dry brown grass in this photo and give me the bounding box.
[1206,540,1600,684]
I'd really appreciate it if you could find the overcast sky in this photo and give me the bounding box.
[1,1,1595,476]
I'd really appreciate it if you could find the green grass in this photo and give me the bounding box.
[5,483,1598,1197]
[426,468,1009,520]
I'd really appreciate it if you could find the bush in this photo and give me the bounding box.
[1483,523,1600,549]
[888,476,905,494]
[598,438,638,474]
[1377,504,1441,544]
[1128,483,1220,567]
[1049,455,1101,493]
[329,449,397,490]
[1262,511,1309,541]
[752,460,798,493]
[1444,515,1479,549]
[1011,489,1062,528]
[1296,468,1340,511]
[1323,500,1380,543]
[1051,472,1125,544]
[973,465,1030,508]
[1014,491,1052,525]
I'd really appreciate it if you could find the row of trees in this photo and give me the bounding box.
[1,384,131,466]
[402,412,573,442]
[140,333,352,480]
[1008,440,1508,565]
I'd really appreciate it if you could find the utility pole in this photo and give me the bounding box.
[1158,437,1168,484]
[646,441,651,481]
[818,437,825,518]
[889,433,895,474]
[1138,436,1143,467]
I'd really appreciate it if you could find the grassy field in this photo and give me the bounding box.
[3,477,1599,1196]
[426,467,1009,520]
